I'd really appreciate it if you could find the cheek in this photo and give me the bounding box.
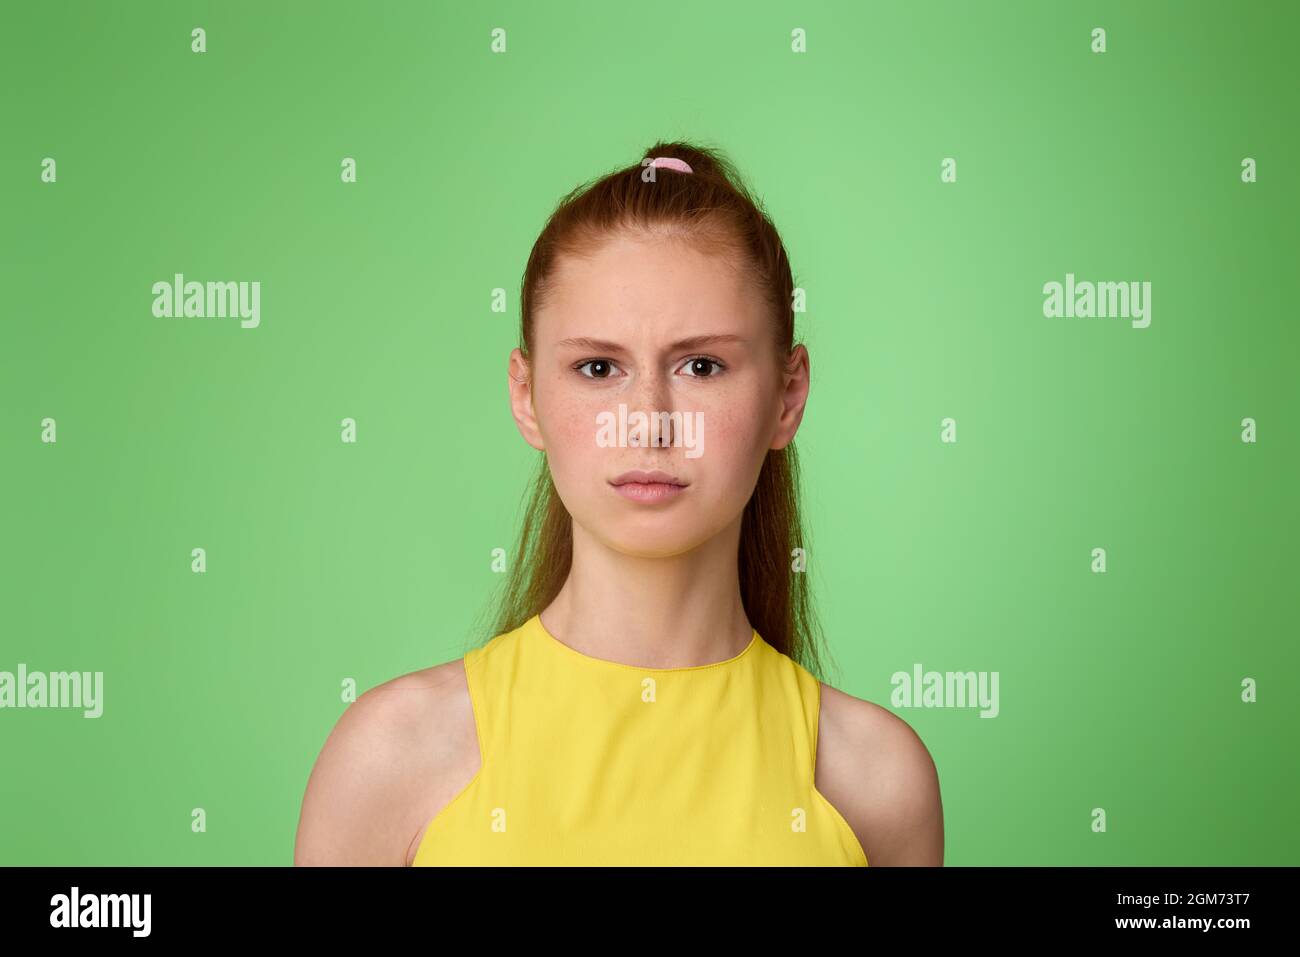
[703,408,767,488]
[535,387,603,475]
[702,379,771,458]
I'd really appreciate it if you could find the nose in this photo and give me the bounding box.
[629,364,677,448]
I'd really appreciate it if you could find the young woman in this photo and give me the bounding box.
[294,142,944,866]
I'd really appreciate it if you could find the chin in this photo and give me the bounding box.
[606,517,728,558]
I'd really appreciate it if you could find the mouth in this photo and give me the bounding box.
[609,469,689,503]
[610,469,688,487]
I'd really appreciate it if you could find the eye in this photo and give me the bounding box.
[573,356,725,379]
[679,355,725,377]
[574,358,622,379]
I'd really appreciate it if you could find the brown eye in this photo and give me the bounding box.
[576,359,618,379]
[680,356,724,377]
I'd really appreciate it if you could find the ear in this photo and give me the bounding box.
[771,343,810,451]
[508,348,545,451]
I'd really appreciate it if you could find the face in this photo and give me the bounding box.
[508,231,810,558]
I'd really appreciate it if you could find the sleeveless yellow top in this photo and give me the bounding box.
[411,614,868,866]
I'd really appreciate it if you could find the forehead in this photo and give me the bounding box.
[536,232,765,343]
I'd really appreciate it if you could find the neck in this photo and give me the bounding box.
[540,515,753,669]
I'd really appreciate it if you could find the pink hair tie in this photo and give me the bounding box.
[645,156,693,174]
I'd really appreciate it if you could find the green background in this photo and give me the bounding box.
[2,0,1296,865]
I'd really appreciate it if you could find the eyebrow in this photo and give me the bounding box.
[553,333,746,352]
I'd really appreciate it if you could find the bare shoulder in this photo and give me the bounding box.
[293,657,479,866]
[816,682,944,865]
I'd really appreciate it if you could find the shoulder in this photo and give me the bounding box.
[293,657,479,866]
[816,681,945,865]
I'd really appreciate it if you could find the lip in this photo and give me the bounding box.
[611,469,688,487]
[609,469,689,504]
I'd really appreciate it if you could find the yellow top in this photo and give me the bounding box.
[411,614,868,866]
